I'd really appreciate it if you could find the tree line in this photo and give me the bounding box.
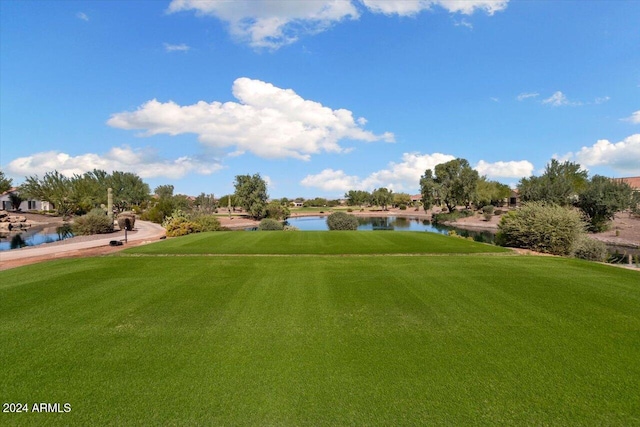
[417,157,638,233]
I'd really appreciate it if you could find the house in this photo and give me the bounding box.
[0,188,51,212]
[616,177,640,193]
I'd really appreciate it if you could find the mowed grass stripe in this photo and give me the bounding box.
[125,231,509,255]
[1,255,639,425]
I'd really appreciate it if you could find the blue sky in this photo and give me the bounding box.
[1,0,639,199]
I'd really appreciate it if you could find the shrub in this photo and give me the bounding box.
[327,212,359,230]
[258,218,284,231]
[482,205,494,221]
[192,214,222,232]
[571,235,609,262]
[283,225,299,231]
[496,202,586,256]
[163,210,201,237]
[265,201,290,221]
[72,209,114,235]
[347,208,353,212]
[494,209,503,216]
[399,204,407,210]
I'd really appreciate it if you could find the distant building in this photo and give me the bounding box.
[0,188,51,211]
[615,177,640,192]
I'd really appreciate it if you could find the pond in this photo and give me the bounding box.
[283,216,496,243]
[0,224,74,251]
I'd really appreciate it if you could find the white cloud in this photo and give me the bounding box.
[517,92,538,101]
[593,96,610,105]
[167,0,508,49]
[301,152,456,193]
[6,146,221,179]
[561,134,640,175]
[542,91,581,107]
[167,0,359,49]
[301,169,364,193]
[164,43,191,52]
[76,12,89,22]
[302,152,534,194]
[361,0,508,15]
[623,110,640,124]
[475,160,534,178]
[108,77,394,161]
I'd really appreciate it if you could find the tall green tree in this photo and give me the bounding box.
[21,171,75,217]
[422,158,479,212]
[344,190,371,207]
[108,171,150,212]
[234,173,268,220]
[0,170,13,193]
[194,193,217,214]
[518,159,588,206]
[576,176,634,232]
[154,185,175,199]
[419,169,438,211]
[393,192,412,207]
[371,187,394,210]
[475,177,511,207]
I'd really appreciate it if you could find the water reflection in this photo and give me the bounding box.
[284,215,496,243]
[0,224,75,252]
[10,234,27,249]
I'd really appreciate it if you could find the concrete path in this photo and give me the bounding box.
[0,220,166,268]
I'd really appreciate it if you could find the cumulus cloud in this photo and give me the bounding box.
[475,160,534,178]
[623,110,640,124]
[5,146,222,179]
[560,134,640,175]
[167,0,359,49]
[76,12,89,22]
[164,43,190,52]
[167,0,509,49]
[301,152,455,193]
[301,152,530,194]
[300,169,364,193]
[108,77,394,161]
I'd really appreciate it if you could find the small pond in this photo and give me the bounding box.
[0,224,74,251]
[282,216,496,243]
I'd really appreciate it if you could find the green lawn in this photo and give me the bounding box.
[1,233,639,425]
[125,230,508,255]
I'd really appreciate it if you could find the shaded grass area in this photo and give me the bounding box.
[1,255,639,425]
[124,231,508,255]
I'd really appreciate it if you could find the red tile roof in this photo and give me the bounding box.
[616,177,640,190]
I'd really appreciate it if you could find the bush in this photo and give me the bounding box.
[72,209,114,235]
[399,204,407,210]
[192,214,222,232]
[496,202,586,256]
[482,205,495,215]
[347,208,353,212]
[258,218,284,231]
[571,235,609,262]
[494,209,503,216]
[163,210,201,237]
[327,212,359,230]
[482,205,494,221]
